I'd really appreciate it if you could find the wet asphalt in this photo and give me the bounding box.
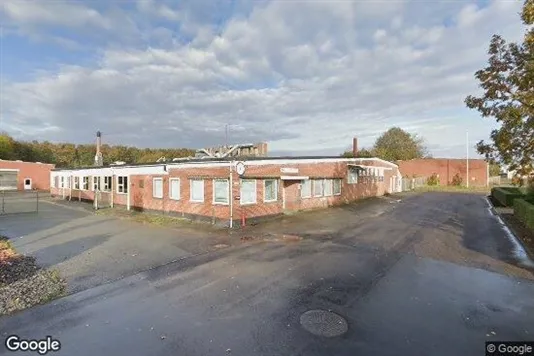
[1,192,534,356]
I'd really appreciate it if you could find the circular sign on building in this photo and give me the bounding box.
[235,162,246,176]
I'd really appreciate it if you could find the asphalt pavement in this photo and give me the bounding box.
[1,192,534,356]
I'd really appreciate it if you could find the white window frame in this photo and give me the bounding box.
[190,179,205,203]
[348,168,359,184]
[313,179,324,197]
[263,179,278,202]
[60,176,65,188]
[103,176,112,191]
[240,179,257,205]
[213,179,230,205]
[117,176,128,194]
[93,176,100,191]
[333,179,342,195]
[82,176,89,190]
[74,176,80,190]
[153,177,163,199]
[301,179,312,198]
[169,178,180,200]
[324,179,334,196]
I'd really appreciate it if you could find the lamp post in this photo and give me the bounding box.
[466,131,469,188]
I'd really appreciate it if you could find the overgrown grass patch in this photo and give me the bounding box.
[0,236,66,316]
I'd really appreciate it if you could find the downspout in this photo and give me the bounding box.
[110,168,114,208]
[229,160,233,228]
[127,173,131,211]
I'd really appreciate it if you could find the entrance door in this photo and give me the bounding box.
[282,180,301,212]
[24,178,32,190]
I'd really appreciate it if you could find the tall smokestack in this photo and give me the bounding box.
[352,137,358,158]
[94,131,103,166]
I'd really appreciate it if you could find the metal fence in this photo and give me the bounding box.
[0,190,42,215]
[401,177,427,191]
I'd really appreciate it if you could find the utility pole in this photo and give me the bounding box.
[466,131,469,188]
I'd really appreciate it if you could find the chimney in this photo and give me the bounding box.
[94,131,103,166]
[352,137,358,157]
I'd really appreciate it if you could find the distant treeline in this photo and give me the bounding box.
[0,133,195,168]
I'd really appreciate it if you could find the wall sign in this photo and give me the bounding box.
[236,162,246,176]
[280,167,298,174]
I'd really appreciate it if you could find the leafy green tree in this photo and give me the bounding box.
[489,163,502,177]
[372,127,428,161]
[341,148,374,158]
[465,0,534,180]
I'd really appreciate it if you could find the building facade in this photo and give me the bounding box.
[50,157,402,227]
[0,160,55,191]
[397,158,489,186]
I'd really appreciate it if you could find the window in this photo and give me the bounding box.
[104,176,112,191]
[117,176,128,194]
[93,176,101,191]
[60,176,65,188]
[190,179,204,202]
[82,177,89,190]
[240,179,257,205]
[213,179,230,204]
[153,178,163,199]
[169,178,180,200]
[348,168,359,184]
[301,179,312,198]
[264,179,278,202]
[313,179,324,197]
[74,176,80,190]
[334,179,342,195]
[324,179,333,196]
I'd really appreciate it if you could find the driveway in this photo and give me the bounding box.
[1,192,534,356]
[0,200,233,293]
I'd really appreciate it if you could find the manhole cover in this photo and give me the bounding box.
[299,309,348,337]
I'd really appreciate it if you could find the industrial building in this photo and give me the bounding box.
[0,160,55,191]
[50,137,402,227]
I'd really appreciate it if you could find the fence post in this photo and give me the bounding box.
[36,191,39,213]
[1,190,4,214]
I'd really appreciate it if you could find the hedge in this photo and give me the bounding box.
[514,198,534,232]
[491,187,526,207]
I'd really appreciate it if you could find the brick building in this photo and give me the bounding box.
[50,156,402,227]
[0,160,55,191]
[397,158,489,186]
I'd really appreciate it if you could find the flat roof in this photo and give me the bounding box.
[52,155,378,171]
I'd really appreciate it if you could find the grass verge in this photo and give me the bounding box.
[414,185,490,194]
[0,237,66,316]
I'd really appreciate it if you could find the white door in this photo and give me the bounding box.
[24,178,32,190]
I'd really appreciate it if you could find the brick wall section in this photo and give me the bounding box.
[51,159,400,225]
[397,159,488,186]
[0,160,55,190]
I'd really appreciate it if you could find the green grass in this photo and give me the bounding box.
[414,185,490,194]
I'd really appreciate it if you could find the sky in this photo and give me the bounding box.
[0,0,527,157]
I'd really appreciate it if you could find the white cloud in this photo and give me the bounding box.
[1,0,527,158]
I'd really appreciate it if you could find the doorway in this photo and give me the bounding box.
[24,178,32,190]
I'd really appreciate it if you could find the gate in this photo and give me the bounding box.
[94,190,112,210]
[0,190,40,215]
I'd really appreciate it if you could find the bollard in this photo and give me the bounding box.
[36,190,39,213]
[241,211,246,228]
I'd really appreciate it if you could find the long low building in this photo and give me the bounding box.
[50,156,402,227]
[0,159,55,191]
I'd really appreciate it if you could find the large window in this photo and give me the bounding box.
[264,179,278,202]
[333,179,342,195]
[324,179,333,196]
[348,168,359,184]
[74,176,80,190]
[213,179,230,204]
[190,179,204,202]
[104,176,112,191]
[240,179,257,205]
[60,176,65,188]
[117,176,128,194]
[313,179,324,197]
[169,178,180,200]
[82,177,89,190]
[301,179,312,198]
[153,178,163,199]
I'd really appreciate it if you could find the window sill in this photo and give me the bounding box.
[240,202,257,206]
[190,200,204,203]
[116,192,128,195]
[263,199,278,203]
[213,201,229,205]
[153,196,163,199]
[169,197,180,201]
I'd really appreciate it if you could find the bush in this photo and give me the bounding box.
[491,187,526,207]
[451,173,463,186]
[514,199,534,232]
[427,173,439,186]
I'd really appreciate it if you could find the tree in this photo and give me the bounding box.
[465,0,534,181]
[341,148,374,158]
[489,163,502,177]
[372,127,428,161]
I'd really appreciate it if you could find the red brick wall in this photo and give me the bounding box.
[397,159,488,186]
[0,160,55,190]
